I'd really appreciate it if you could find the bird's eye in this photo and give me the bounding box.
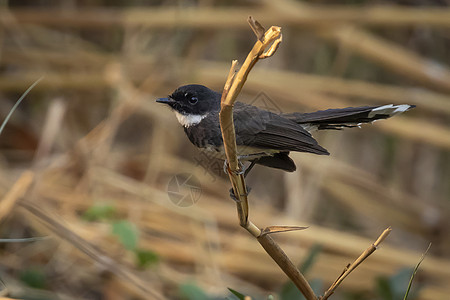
[189,96,198,105]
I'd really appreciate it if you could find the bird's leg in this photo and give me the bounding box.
[222,159,245,175]
[244,159,258,178]
[227,159,257,201]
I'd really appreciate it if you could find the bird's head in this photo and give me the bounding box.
[156,84,221,116]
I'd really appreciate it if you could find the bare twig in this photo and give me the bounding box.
[219,23,282,227]
[261,225,309,236]
[220,60,250,227]
[0,171,34,222]
[320,227,392,300]
[258,234,317,300]
[219,17,317,300]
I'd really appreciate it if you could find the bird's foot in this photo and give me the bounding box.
[223,159,245,175]
[229,186,252,202]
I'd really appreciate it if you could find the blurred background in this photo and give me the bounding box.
[0,1,449,299]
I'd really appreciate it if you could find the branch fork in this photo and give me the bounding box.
[218,16,391,300]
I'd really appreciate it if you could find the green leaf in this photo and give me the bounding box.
[280,244,322,300]
[134,248,159,268]
[82,203,117,221]
[309,279,323,295]
[20,267,46,289]
[300,244,322,274]
[280,279,322,300]
[403,243,431,300]
[228,287,246,300]
[376,276,394,300]
[112,221,138,250]
[390,268,414,299]
[280,282,303,300]
[341,290,371,300]
[179,282,209,300]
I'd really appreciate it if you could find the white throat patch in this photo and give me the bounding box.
[174,111,207,128]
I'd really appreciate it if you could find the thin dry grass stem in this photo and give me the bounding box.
[7,6,450,28]
[77,64,144,154]
[322,26,450,93]
[32,98,66,167]
[17,198,165,300]
[320,227,392,300]
[219,17,317,300]
[0,171,34,222]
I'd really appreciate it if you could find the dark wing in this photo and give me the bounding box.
[233,102,329,155]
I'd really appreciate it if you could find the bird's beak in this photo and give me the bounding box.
[156,97,175,105]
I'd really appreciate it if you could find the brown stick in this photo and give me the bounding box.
[219,21,282,227]
[258,234,317,300]
[218,17,317,300]
[320,227,392,300]
[219,16,394,300]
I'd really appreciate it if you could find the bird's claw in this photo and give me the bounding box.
[223,159,245,175]
[229,186,252,202]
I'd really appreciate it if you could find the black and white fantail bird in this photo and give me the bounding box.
[157,84,415,175]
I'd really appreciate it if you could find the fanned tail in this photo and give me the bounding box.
[283,104,415,131]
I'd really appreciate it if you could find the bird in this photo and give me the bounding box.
[157,84,415,176]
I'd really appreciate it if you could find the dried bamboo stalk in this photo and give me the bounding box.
[320,227,392,299]
[6,6,450,28]
[218,17,317,300]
